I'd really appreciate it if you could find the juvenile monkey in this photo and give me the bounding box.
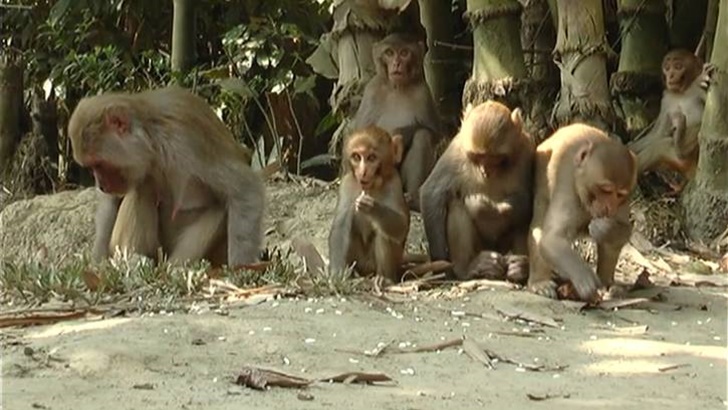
[628,49,714,192]
[69,86,264,267]
[352,33,441,211]
[528,124,638,302]
[419,101,535,280]
[328,126,410,283]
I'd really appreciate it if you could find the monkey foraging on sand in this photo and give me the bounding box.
[69,86,264,267]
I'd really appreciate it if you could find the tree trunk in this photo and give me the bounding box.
[552,0,616,131]
[668,0,708,51]
[171,0,196,74]
[463,0,528,110]
[31,87,59,171]
[418,0,460,124]
[520,0,558,141]
[700,0,719,61]
[680,4,728,243]
[610,0,667,139]
[0,58,23,177]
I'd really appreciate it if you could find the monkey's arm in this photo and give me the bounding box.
[539,203,601,300]
[420,153,456,261]
[328,176,356,273]
[359,179,408,240]
[351,80,383,130]
[225,169,265,266]
[93,194,122,261]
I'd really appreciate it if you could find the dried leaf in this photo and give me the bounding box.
[318,372,394,385]
[235,366,312,390]
[495,305,560,328]
[0,309,102,328]
[631,270,654,290]
[658,363,691,372]
[719,253,728,272]
[291,237,326,275]
[395,338,463,354]
[581,297,651,311]
[82,269,101,291]
[462,339,494,369]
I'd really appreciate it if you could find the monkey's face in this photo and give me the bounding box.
[468,151,510,178]
[662,54,697,93]
[575,154,634,219]
[382,46,415,87]
[349,145,382,191]
[71,110,152,196]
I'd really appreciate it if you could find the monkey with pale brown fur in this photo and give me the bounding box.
[628,49,715,193]
[352,33,441,212]
[420,101,534,280]
[528,123,637,302]
[328,126,410,283]
[69,86,264,267]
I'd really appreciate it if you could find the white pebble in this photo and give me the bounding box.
[304,307,313,313]
[304,338,316,344]
[400,368,416,376]
[335,310,343,315]
[263,327,272,332]
[248,330,255,335]
[349,358,359,364]
[315,308,324,314]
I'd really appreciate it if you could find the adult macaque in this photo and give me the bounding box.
[628,49,714,192]
[528,124,637,302]
[328,126,410,283]
[420,101,534,280]
[69,86,264,267]
[351,33,441,211]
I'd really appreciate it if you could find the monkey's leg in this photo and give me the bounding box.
[372,234,403,284]
[527,224,559,299]
[446,199,480,280]
[168,208,226,264]
[400,129,436,212]
[109,184,160,259]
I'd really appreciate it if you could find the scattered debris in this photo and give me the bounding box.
[527,393,571,401]
[658,363,691,373]
[394,338,463,354]
[132,383,155,390]
[612,325,649,335]
[0,308,105,328]
[235,366,394,391]
[462,338,494,369]
[495,305,560,328]
[386,272,448,294]
[297,391,314,401]
[291,237,326,275]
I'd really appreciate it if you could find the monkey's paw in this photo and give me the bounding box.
[527,280,559,299]
[701,62,717,89]
[465,251,506,280]
[504,254,528,285]
[355,193,375,214]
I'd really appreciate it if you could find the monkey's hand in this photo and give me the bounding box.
[701,62,717,90]
[464,194,511,218]
[355,192,376,214]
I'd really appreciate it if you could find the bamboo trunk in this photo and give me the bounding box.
[463,0,528,109]
[552,0,616,131]
[610,0,667,139]
[0,58,23,177]
[171,0,196,73]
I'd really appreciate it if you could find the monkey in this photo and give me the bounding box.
[68,86,264,268]
[328,126,410,283]
[528,123,638,302]
[419,101,535,280]
[628,49,715,193]
[351,33,442,212]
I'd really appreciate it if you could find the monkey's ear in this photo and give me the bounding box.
[391,134,404,165]
[574,142,594,166]
[511,107,524,130]
[104,105,131,135]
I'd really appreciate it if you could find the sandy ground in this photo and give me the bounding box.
[2,180,728,409]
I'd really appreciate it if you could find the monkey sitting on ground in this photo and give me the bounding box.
[419,101,535,281]
[351,33,442,212]
[628,49,715,193]
[528,123,638,302]
[328,126,410,283]
[69,86,264,267]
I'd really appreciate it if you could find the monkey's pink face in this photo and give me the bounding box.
[87,159,129,196]
[383,47,414,86]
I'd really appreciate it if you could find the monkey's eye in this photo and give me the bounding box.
[366,154,377,162]
[352,153,362,162]
[399,49,411,58]
[674,63,683,70]
[385,49,395,57]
